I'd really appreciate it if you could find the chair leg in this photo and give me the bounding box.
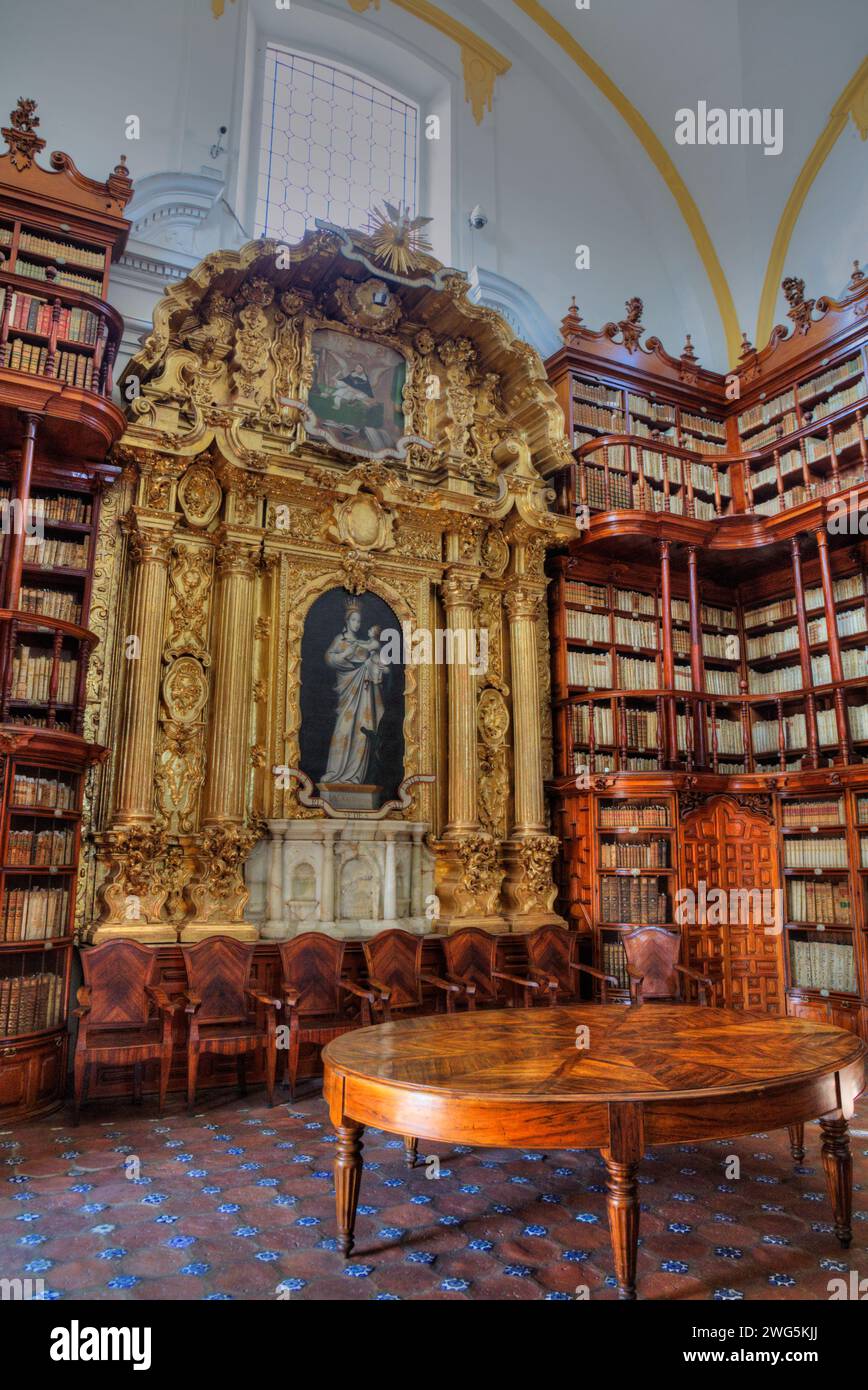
[265,1036,277,1109]
[787,1122,806,1163]
[158,1047,171,1117]
[133,1061,143,1105]
[287,1021,300,1102]
[403,1136,418,1168]
[187,1047,199,1111]
[73,1048,87,1126]
[237,1054,247,1098]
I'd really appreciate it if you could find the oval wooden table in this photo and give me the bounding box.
[322,1004,866,1299]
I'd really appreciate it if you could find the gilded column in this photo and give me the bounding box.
[505,585,547,836]
[441,568,481,835]
[501,583,563,932]
[114,519,174,822]
[201,531,260,824]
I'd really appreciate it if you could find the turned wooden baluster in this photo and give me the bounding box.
[773,448,785,507]
[0,284,13,368]
[45,298,62,380]
[683,697,694,772]
[655,695,665,770]
[47,628,63,729]
[712,459,722,516]
[636,448,648,513]
[744,461,755,511]
[776,697,787,771]
[710,700,719,774]
[856,408,868,481]
[799,437,814,497]
[662,455,671,512]
[603,445,612,510]
[828,424,841,494]
[739,685,754,772]
[790,537,820,769]
[683,456,695,519]
[1,616,16,721]
[579,458,588,512]
[617,695,628,770]
[587,699,596,775]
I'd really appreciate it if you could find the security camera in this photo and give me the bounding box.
[468,204,488,230]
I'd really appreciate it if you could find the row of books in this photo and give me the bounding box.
[752,710,844,754]
[751,450,804,492]
[798,355,863,403]
[5,826,76,867]
[687,712,744,755]
[19,587,82,624]
[681,410,726,440]
[691,461,731,495]
[850,704,868,741]
[614,616,657,648]
[15,257,101,294]
[9,648,78,704]
[811,648,866,685]
[783,837,848,869]
[702,631,738,660]
[810,378,865,424]
[631,417,676,441]
[1,885,71,941]
[738,388,795,435]
[781,799,844,827]
[6,338,48,376]
[584,468,631,510]
[704,667,741,696]
[11,771,77,809]
[614,587,656,616]
[22,536,87,568]
[573,401,624,432]
[570,702,613,745]
[564,579,607,608]
[1,289,99,344]
[566,609,610,644]
[790,938,857,994]
[628,393,676,425]
[601,939,630,990]
[567,650,611,687]
[17,230,104,270]
[744,574,864,631]
[53,348,94,390]
[600,876,668,924]
[599,801,670,827]
[572,377,622,409]
[746,414,800,450]
[30,493,92,525]
[0,972,65,1036]
[746,625,801,661]
[600,837,669,868]
[619,656,659,691]
[617,706,659,750]
[787,879,851,924]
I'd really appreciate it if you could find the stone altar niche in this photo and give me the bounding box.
[245,819,434,939]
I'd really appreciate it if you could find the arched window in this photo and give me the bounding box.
[256,43,419,242]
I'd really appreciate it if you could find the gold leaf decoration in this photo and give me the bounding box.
[366,202,434,276]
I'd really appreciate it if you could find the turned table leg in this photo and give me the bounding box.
[334,1121,365,1257]
[403,1135,418,1168]
[602,1150,640,1300]
[787,1122,805,1163]
[819,1113,852,1249]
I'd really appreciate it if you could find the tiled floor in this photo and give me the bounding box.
[1,1088,865,1301]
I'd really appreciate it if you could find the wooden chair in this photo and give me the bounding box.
[180,936,281,1109]
[73,939,179,1122]
[278,935,378,1100]
[524,923,618,1004]
[622,926,713,1007]
[362,928,464,1021]
[441,927,541,1009]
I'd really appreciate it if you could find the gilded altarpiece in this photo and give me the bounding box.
[83,225,575,943]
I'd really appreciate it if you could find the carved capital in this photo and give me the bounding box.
[440,568,479,612]
[504,584,543,623]
[127,527,174,568]
[214,536,259,578]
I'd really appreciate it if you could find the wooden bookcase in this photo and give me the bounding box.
[0,100,131,1119]
[546,278,868,1039]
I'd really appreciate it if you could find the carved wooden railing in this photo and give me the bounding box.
[0,268,122,399]
[560,685,859,777]
[0,610,98,734]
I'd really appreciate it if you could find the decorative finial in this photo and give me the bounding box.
[560,296,584,344]
[782,275,815,333]
[2,97,45,172]
[739,330,755,357]
[849,259,865,289]
[681,333,698,364]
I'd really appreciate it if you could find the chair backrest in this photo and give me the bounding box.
[622,926,681,1000]
[525,924,574,991]
[363,929,423,1009]
[442,928,498,1000]
[181,936,254,1025]
[279,934,346,1015]
[81,939,159,1028]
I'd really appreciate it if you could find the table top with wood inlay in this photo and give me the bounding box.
[323,1004,865,1105]
[322,1004,865,1298]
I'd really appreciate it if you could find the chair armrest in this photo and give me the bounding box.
[675,963,713,987]
[340,979,378,1004]
[419,971,462,995]
[626,967,645,982]
[571,962,619,988]
[493,969,540,991]
[246,988,281,1012]
[282,986,301,1009]
[363,976,392,1001]
[183,990,203,1016]
[145,985,179,1015]
[75,985,92,1013]
[525,966,559,989]
[445,973,476,996]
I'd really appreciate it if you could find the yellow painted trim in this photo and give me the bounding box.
[511,0,742,366]
[755,57,868,351]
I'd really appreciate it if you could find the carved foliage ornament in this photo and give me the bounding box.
[512,835,560,915]
[178,464,222,527]
[454,834,503,918]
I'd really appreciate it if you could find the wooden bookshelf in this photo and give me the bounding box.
[0,100,130,1119]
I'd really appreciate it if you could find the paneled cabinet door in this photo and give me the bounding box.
[679,797,783,1014]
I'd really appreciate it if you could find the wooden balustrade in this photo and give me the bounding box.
[0,269,122,400]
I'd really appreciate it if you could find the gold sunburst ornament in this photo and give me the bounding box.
[366,202,434,276]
